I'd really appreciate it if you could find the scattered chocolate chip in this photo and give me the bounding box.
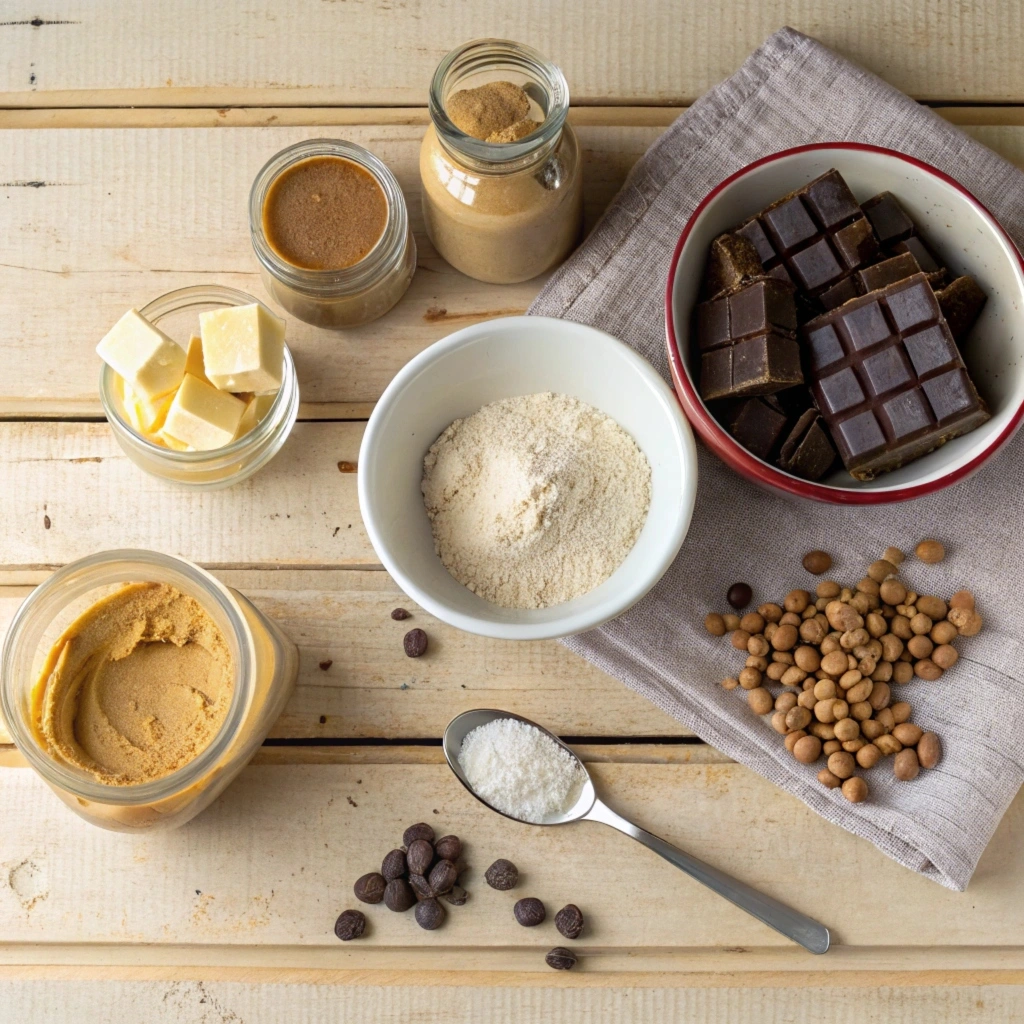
[318,659,333,671]
[545,947,577,970]
[428,859,458,896]
[391,607,411,620]
[484,859,518,890]
[406,839,434,877]
[383,878,415,912]
[403,628,428,657]
[514,897,546,927]
[403,822,435,847]
[334,909,366,941]
[727,582,752,609]
[444,885,469,906]
[353,872,386,905]
[554,903,584,939]
[337,460,357,473]
[381,849,407,882]
[433,835,461,862]
[408,873,435,901]
[415,898,446,930]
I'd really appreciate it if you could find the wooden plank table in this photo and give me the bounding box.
[1,3,1023,1020]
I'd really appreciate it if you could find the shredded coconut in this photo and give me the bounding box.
[421,392,651,609]
[458,718,587,823]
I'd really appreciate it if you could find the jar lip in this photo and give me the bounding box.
[0,550,256,805]
[428,38,570,169]
[249,139,410,296]
[97,284,297,465]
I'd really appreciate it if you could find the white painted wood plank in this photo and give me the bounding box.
[0,124,653,415]
[0,568,690,741]
[0,762,1022,952]
[1,976,1022,1024]
[1,0,1022,105]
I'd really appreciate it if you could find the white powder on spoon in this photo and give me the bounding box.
[458,718,587,823]
[421,392,651,609]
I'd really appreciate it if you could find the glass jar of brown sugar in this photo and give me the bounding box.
[249,139,416,329]
[420,39,583,285]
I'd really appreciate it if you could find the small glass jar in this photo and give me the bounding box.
[249,139,416,329]
[421,39,583,285]
[0,550,299,832]
[98,285,299,490]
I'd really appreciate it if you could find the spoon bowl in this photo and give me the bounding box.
[444,708,831,955]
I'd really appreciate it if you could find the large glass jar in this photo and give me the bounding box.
[0,550,299,832]
[250,139,416,329]
[420,39,583,284]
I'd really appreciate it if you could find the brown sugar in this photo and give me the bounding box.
[262,156,388,271]
[446,81,532,140]
[487,118,541,143]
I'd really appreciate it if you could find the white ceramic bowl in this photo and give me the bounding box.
[666,143,1024,503]
[358,316,697,640]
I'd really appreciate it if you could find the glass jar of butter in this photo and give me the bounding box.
[0,550,299,832]
[249,139,416,329]
[420,39,583,284]
[98,285,299,490]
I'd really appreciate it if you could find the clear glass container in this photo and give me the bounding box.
[98,285,299,490]
[0,550,299,832]
[420,39,583,284]
[249,139,416,329]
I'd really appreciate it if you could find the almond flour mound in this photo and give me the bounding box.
[421,392,651,609]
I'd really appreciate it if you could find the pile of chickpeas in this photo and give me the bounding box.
[704,540,981,803]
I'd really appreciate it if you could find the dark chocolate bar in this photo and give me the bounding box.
[820,252,922,310]
[703,232,764,298]
[802,273,989,480]
[736,170,879,301]
[936,275,986,341]
[777,409,836,481]
[695,278,803,401]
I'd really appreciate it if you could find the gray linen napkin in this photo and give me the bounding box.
[529,27,1024,890]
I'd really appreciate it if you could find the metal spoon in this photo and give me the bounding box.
[443,709,830,955]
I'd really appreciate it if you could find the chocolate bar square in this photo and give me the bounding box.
[736,170,879,300]
[703,232,765,298]
[861,192,914,246]
[777,409,837,481]
[695,278,803,400]
[721,395,789,459]
[801,273,989,479]
[936,275,986,341]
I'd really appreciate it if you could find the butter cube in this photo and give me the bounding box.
[121,380,174,435]
[234,397,259,440]
[163,373,246,451]
[97,309,186,402]
[184,334,210,383]
[156,430,195,452]
[199,303,285,394]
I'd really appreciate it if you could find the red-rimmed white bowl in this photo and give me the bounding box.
[666,142,1024,504]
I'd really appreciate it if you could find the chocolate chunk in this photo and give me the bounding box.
[736,170,878,299]
[936,275,986,341]
[703,232,764,298]
[891,235,940,274]
[801,273,989,480]
[855,251,921,294]
[695,278,802,400]
[861,192,915,246]
[777,410,837,481]
[722,396,789,459]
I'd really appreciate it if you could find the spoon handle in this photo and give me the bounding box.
[584,798,830,954]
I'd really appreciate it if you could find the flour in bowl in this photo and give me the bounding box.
[421,392,651,609]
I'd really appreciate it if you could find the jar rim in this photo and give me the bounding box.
[249,139,410,297]
[428,38,570,170]
[97,284,299,476]
[0,550,256,805]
